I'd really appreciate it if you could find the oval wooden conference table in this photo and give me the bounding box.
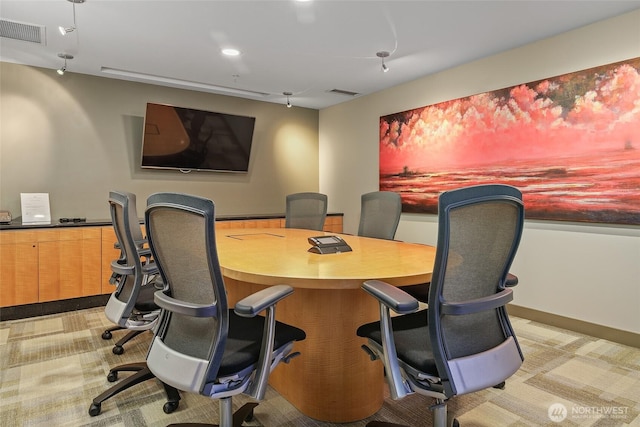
[216,227,436,423]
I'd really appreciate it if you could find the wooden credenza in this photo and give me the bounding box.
[0,214,343,308]
[0,228,102,307]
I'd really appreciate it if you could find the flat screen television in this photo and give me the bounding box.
[141,102,256,173]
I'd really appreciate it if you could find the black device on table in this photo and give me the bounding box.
[307,235,352,254]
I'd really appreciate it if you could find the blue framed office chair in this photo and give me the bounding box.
[358,191,402,240]
[144,192,306,427]
[285,192,328,231]
[89,191,180,417]
[102,191,162,354]
[357,184,525,427]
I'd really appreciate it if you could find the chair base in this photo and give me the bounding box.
[367,399,459,427]
[112,329,145,354]
[101,325,123,340]
[168,402,258,427]
[101,326,146,354]
[88,362,180,416]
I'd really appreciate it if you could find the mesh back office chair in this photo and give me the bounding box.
[357,184,525,427]
[102,191,163,354]
[144,192,306,427]
[285,192,328,231]
[358,191,402,240]
[89,191,180,417]
[398,184,518,302]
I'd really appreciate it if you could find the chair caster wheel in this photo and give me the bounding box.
[101,331,112,340]
[163,401,179,414]
[107,371,118,382]
[88,403,101,416]
[245,407,255,422]
[112,345,124,355]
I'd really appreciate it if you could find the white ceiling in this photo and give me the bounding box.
[1,0,639,110]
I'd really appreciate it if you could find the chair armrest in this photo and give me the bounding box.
[110,260,134,276]
[134,237,148,246]
[362,280,419,314]
[141,262,159,275]
[361,279,415,400]
[234,285,294,317]
[504,273,518,287]
[154,290,218,317]
[114,238,149,251]
[242,285,295,400]
[138,247,152,257]
[441,288,513,315]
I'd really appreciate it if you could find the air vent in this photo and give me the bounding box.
[328,89,359,97]
[0,19,46,44]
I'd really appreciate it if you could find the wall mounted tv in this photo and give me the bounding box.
[141,102,256,173]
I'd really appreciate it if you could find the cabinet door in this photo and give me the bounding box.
[38,229,102,302]
[0,242,39,307]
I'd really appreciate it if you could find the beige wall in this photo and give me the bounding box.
[0,63,319,219]
[320,10,640,334]
[1,11,638,335]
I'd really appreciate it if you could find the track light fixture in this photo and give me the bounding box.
[57,53,73,75]
[377,51,390,73]
[283,92,293,108]
[59,26,74,35]
[59,0,85,36]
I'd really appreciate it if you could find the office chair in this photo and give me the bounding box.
[357,184,525,427]
[358,191,402,240]
[101,191,162,355]
[285,192,328,231]
[144,192,306,427]
[356,190,429,301]
[89,191,180,417]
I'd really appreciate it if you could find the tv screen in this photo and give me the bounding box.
[141,102,256,173]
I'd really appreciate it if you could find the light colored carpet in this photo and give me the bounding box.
[0,307,638,426]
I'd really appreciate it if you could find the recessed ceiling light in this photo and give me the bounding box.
[222,48,240,56]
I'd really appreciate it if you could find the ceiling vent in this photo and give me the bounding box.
[0,19,46,45]
[328,89,359,97]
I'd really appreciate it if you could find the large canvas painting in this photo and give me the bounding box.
[379,58,640,225]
